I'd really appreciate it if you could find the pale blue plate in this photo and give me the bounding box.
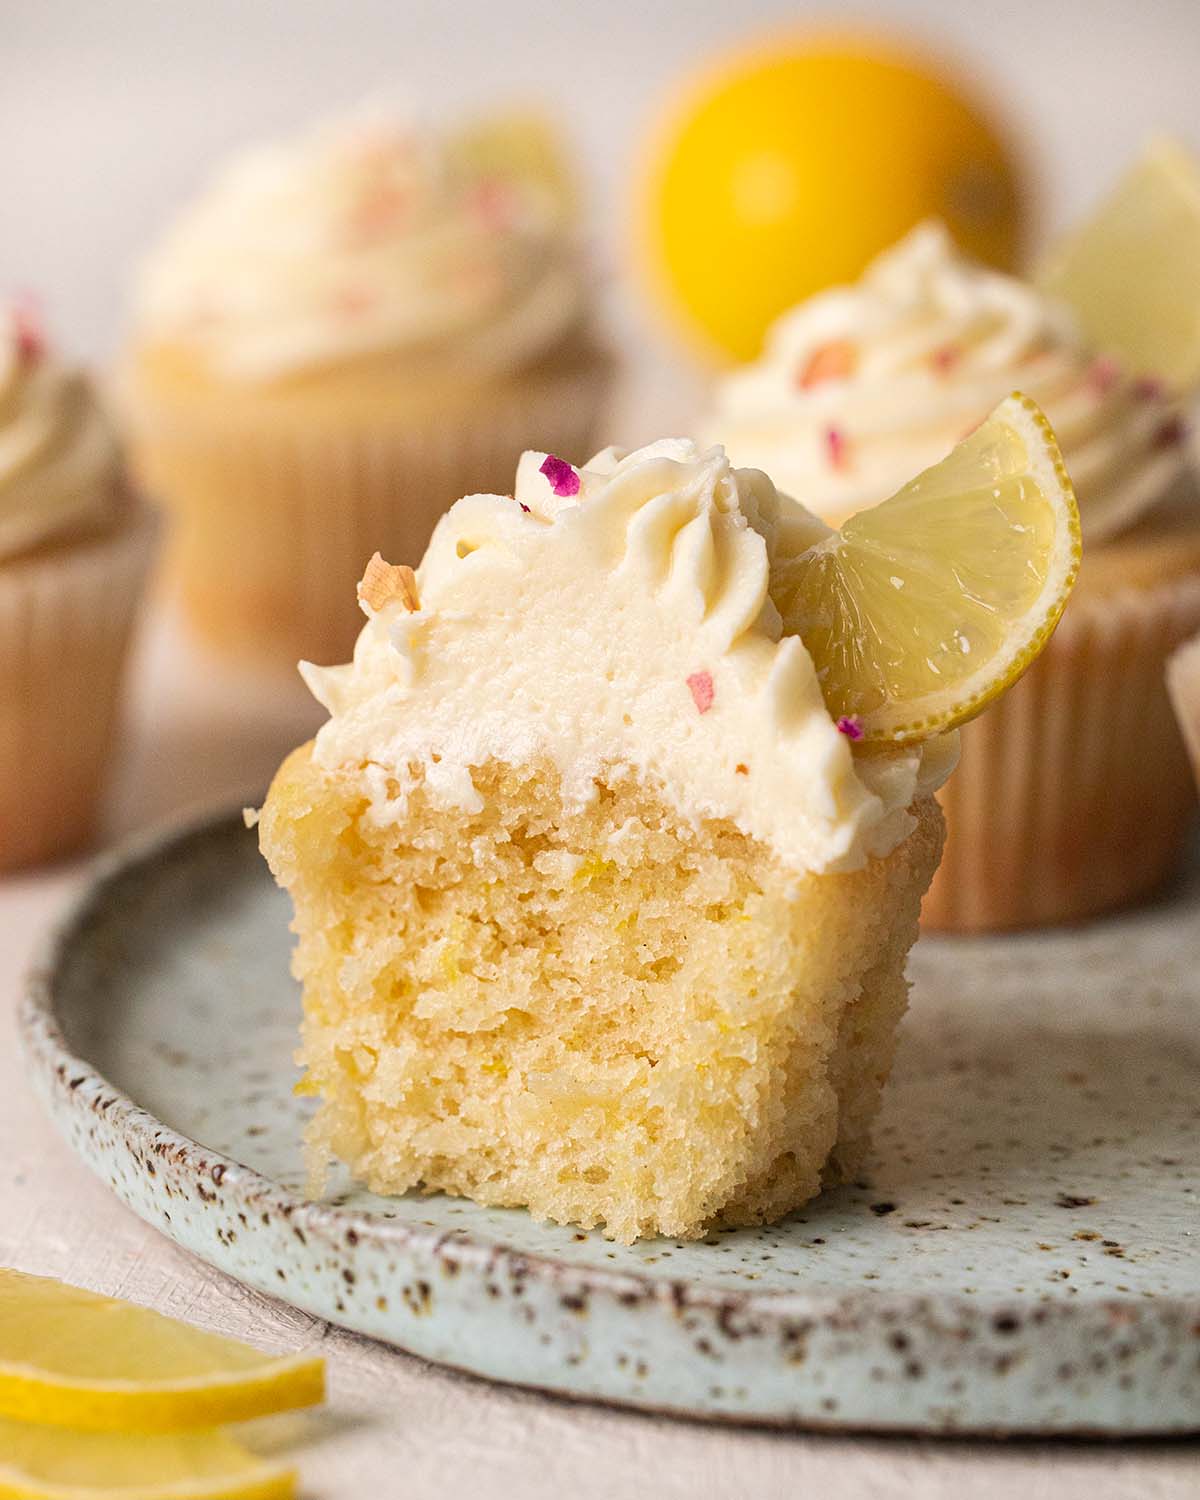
[20,811,1200,1434]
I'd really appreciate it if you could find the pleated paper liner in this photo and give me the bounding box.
[0,500,157,871]
[1167,632,1200,788]
[128,346,616,670]
[923,573,1200,932]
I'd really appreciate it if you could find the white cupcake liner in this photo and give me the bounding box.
[1167,632,1200,787]
[924,574,1200,931]
[0,502,158,870]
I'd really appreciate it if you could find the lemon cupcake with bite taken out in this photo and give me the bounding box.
[703,143,1200,929]
[122,106,614,668]
[260,393,1076,1243]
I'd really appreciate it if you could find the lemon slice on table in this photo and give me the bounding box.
[0,1418,294,1500]
[780,393,1081,744]
[0,1270,324,1433]
[1039,137,1200,391]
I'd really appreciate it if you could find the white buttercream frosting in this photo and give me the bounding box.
[133,107,585,383]
[302,439,956,877]
[704,222,1189,540]
[0,310,121,560]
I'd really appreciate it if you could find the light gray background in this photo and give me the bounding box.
[5,0,1200,373]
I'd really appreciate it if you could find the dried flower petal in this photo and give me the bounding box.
[687,670,714,714]
[472,178,513,229]
[797,339,857,389]
[1155,414,1189,449]
[735,762,749,776]
[11,296,43,365]
[539,455,581,497]
[836,714,864,741]
[1087,354,1121,395]
[334,286,376,319]
[357,552,420,613]
[351,183,408,241]
[930,344,961,374]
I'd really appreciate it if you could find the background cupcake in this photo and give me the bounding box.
[0,303,156,870]
[701,193,1200,929]
[122,106,615,669]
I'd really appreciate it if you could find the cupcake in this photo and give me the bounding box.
[122,107,614,668]
[0,305,156,870]
[703,220,1200,929]
[259,400,1072,1242]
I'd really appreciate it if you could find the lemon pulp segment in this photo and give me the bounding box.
[1040,137,1200,391]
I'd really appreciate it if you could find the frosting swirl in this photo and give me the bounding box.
[133,108,585,383]
[302,439,956,877]
[0,309,122,560]
[704,223,1189,540]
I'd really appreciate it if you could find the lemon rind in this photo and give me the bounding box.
[0,1354,325,1434]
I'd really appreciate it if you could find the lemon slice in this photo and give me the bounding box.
[449,110,575,219]
[0,1418,294,1500]
[0,1271,324,1433]
[1039,137,1200,391]
[781,393,1080,743]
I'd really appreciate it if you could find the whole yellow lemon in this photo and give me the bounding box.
[638,37,1027,361]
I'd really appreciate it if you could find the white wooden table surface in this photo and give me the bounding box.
[2,607,1198,1499]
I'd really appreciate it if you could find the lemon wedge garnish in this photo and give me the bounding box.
[0,1270,324,1433]
[1039,137,1200,391]
[781,393,1081,743]
[0,1418,294,1500]
[449,109,575,220]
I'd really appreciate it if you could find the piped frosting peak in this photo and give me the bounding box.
[304,439,956,875]
[705,222,1189,539]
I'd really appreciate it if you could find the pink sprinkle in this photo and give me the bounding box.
[687,670,714,714]
[1133,375,1166,401]
[334,286,375,319]
[1087,355,1121,395]
[836,714,864,741]
[931,344,961,374]
[472,178,513,230]
[352,182,407,239]
[11,294,43,365]
[825,426,850,471]
[539,455,580,497]
[1155,414,1189,449]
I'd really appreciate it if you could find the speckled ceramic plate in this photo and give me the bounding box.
[19,811,1200,1434]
